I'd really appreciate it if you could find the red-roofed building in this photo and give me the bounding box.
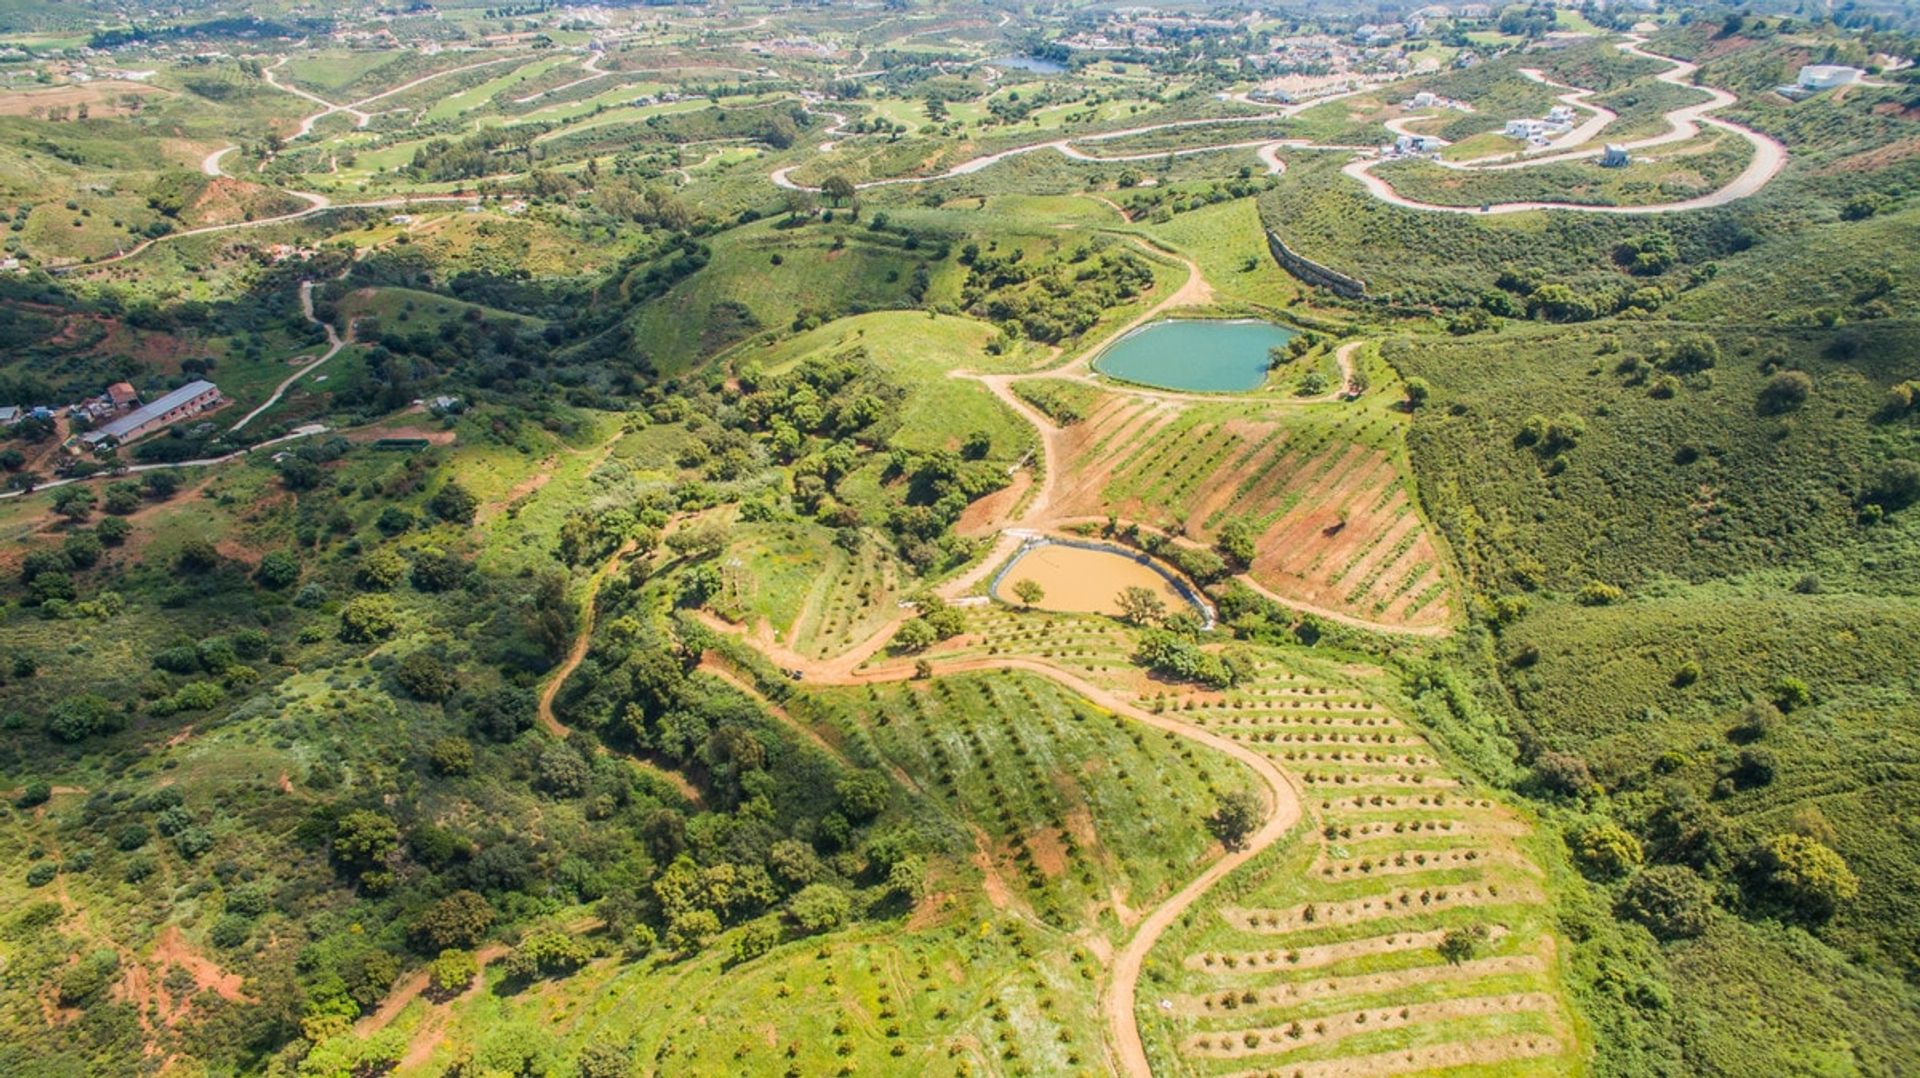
[106,382,139,409]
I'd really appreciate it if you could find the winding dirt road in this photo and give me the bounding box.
[230,278,351,432]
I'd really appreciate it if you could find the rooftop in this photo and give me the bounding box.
[81,380,218,444]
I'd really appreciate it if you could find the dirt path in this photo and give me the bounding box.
[535,539,706,806]
[696,653,855,768]
[230,277,352,432]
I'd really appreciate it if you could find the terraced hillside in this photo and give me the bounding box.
[1136,657,1576,1076]
[716,523,909,660]
[1046,390,1454,631]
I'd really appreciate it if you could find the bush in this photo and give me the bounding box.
[339,595,400,642]
[413,890,496,951]
[47,693,122,741]
[1757,370,1812,414]
[428,949,478,996]
[788,883,852,933]
[1618,865,1715,939]
[394,652,452,701]
[1745,833,1859,919]
[1864,459,1920,512]
[1532,751,1596,797]
[254,550,301,590]
[1572,822,1644,878]
[428,481,478,525]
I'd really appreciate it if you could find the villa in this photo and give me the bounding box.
[1798,63,1865,89]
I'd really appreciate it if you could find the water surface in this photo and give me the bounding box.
[1092,319,1297,393]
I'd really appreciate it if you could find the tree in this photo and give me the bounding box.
[1117,585,1167,626]
[1864,460,1920,512]
[1758,370,1812,414]
[1404,377,1432,408]
[428,737,475,776]
[103,482,142,515]
[730,920,781,965]
[254,550,300,590]
[96,516,131,545]
[51,485,96,521]
[47,693,122,741]
[427,949,478,997]
[1207,789,1262,851]
[1747,833,1859,918]
[175,539,220,573]
[333,810,400,890]
[62,531,102,569]
[1438,924,1488,965]
[1618,865,1715,939]
[428,481,478,524]
[1216,519,1257,567]
[413,890,496,951]
[1012,579,1044,607]
[339,595,400,642]
[356,549,407,591]
[835,769,890,821]
[893,616,937,652]
[1532,751,1596,797]
[1571,822,1643,878]
[502,929,593,979]
[819,174,856,207]
[394,652,452,701]
[788,883,852,933]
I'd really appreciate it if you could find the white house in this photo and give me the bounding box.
[1546,104,1575,125]
[1411,90,1437,107]
[1600,143,1629,167]
[1797,64,1864,89]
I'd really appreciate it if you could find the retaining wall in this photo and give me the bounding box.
[1266,229,1369,299]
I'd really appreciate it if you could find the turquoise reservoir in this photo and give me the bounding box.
[1092,319,1297,392]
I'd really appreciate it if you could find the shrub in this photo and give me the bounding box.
[729,920,781,964]
[1532,751,1596,798]
[47,693,122,741]
[254,550,301,590]
[428,481,478,524]
[339,595,400,642]
[1864,460,1920,512]
[427,737,475,776]
[788,884,852,933]
[394,652,452,701]
[1757,370,1812,414]
[1618,865,1715,939]
[1745,833,1859,919]
[429,949,478,996]
[1572,822,1644,878]
[414,890,496,951]
[1576,581,1624,606]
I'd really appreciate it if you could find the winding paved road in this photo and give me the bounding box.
[1346,36,1786,214]
[773,34,1784,216]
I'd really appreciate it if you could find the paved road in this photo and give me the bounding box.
[1347,36,1787,215]
[772,34,1784,216]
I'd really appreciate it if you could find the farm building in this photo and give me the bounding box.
[1600,144,1629,167]
[106,382,139,409]
[80,380,222,447]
